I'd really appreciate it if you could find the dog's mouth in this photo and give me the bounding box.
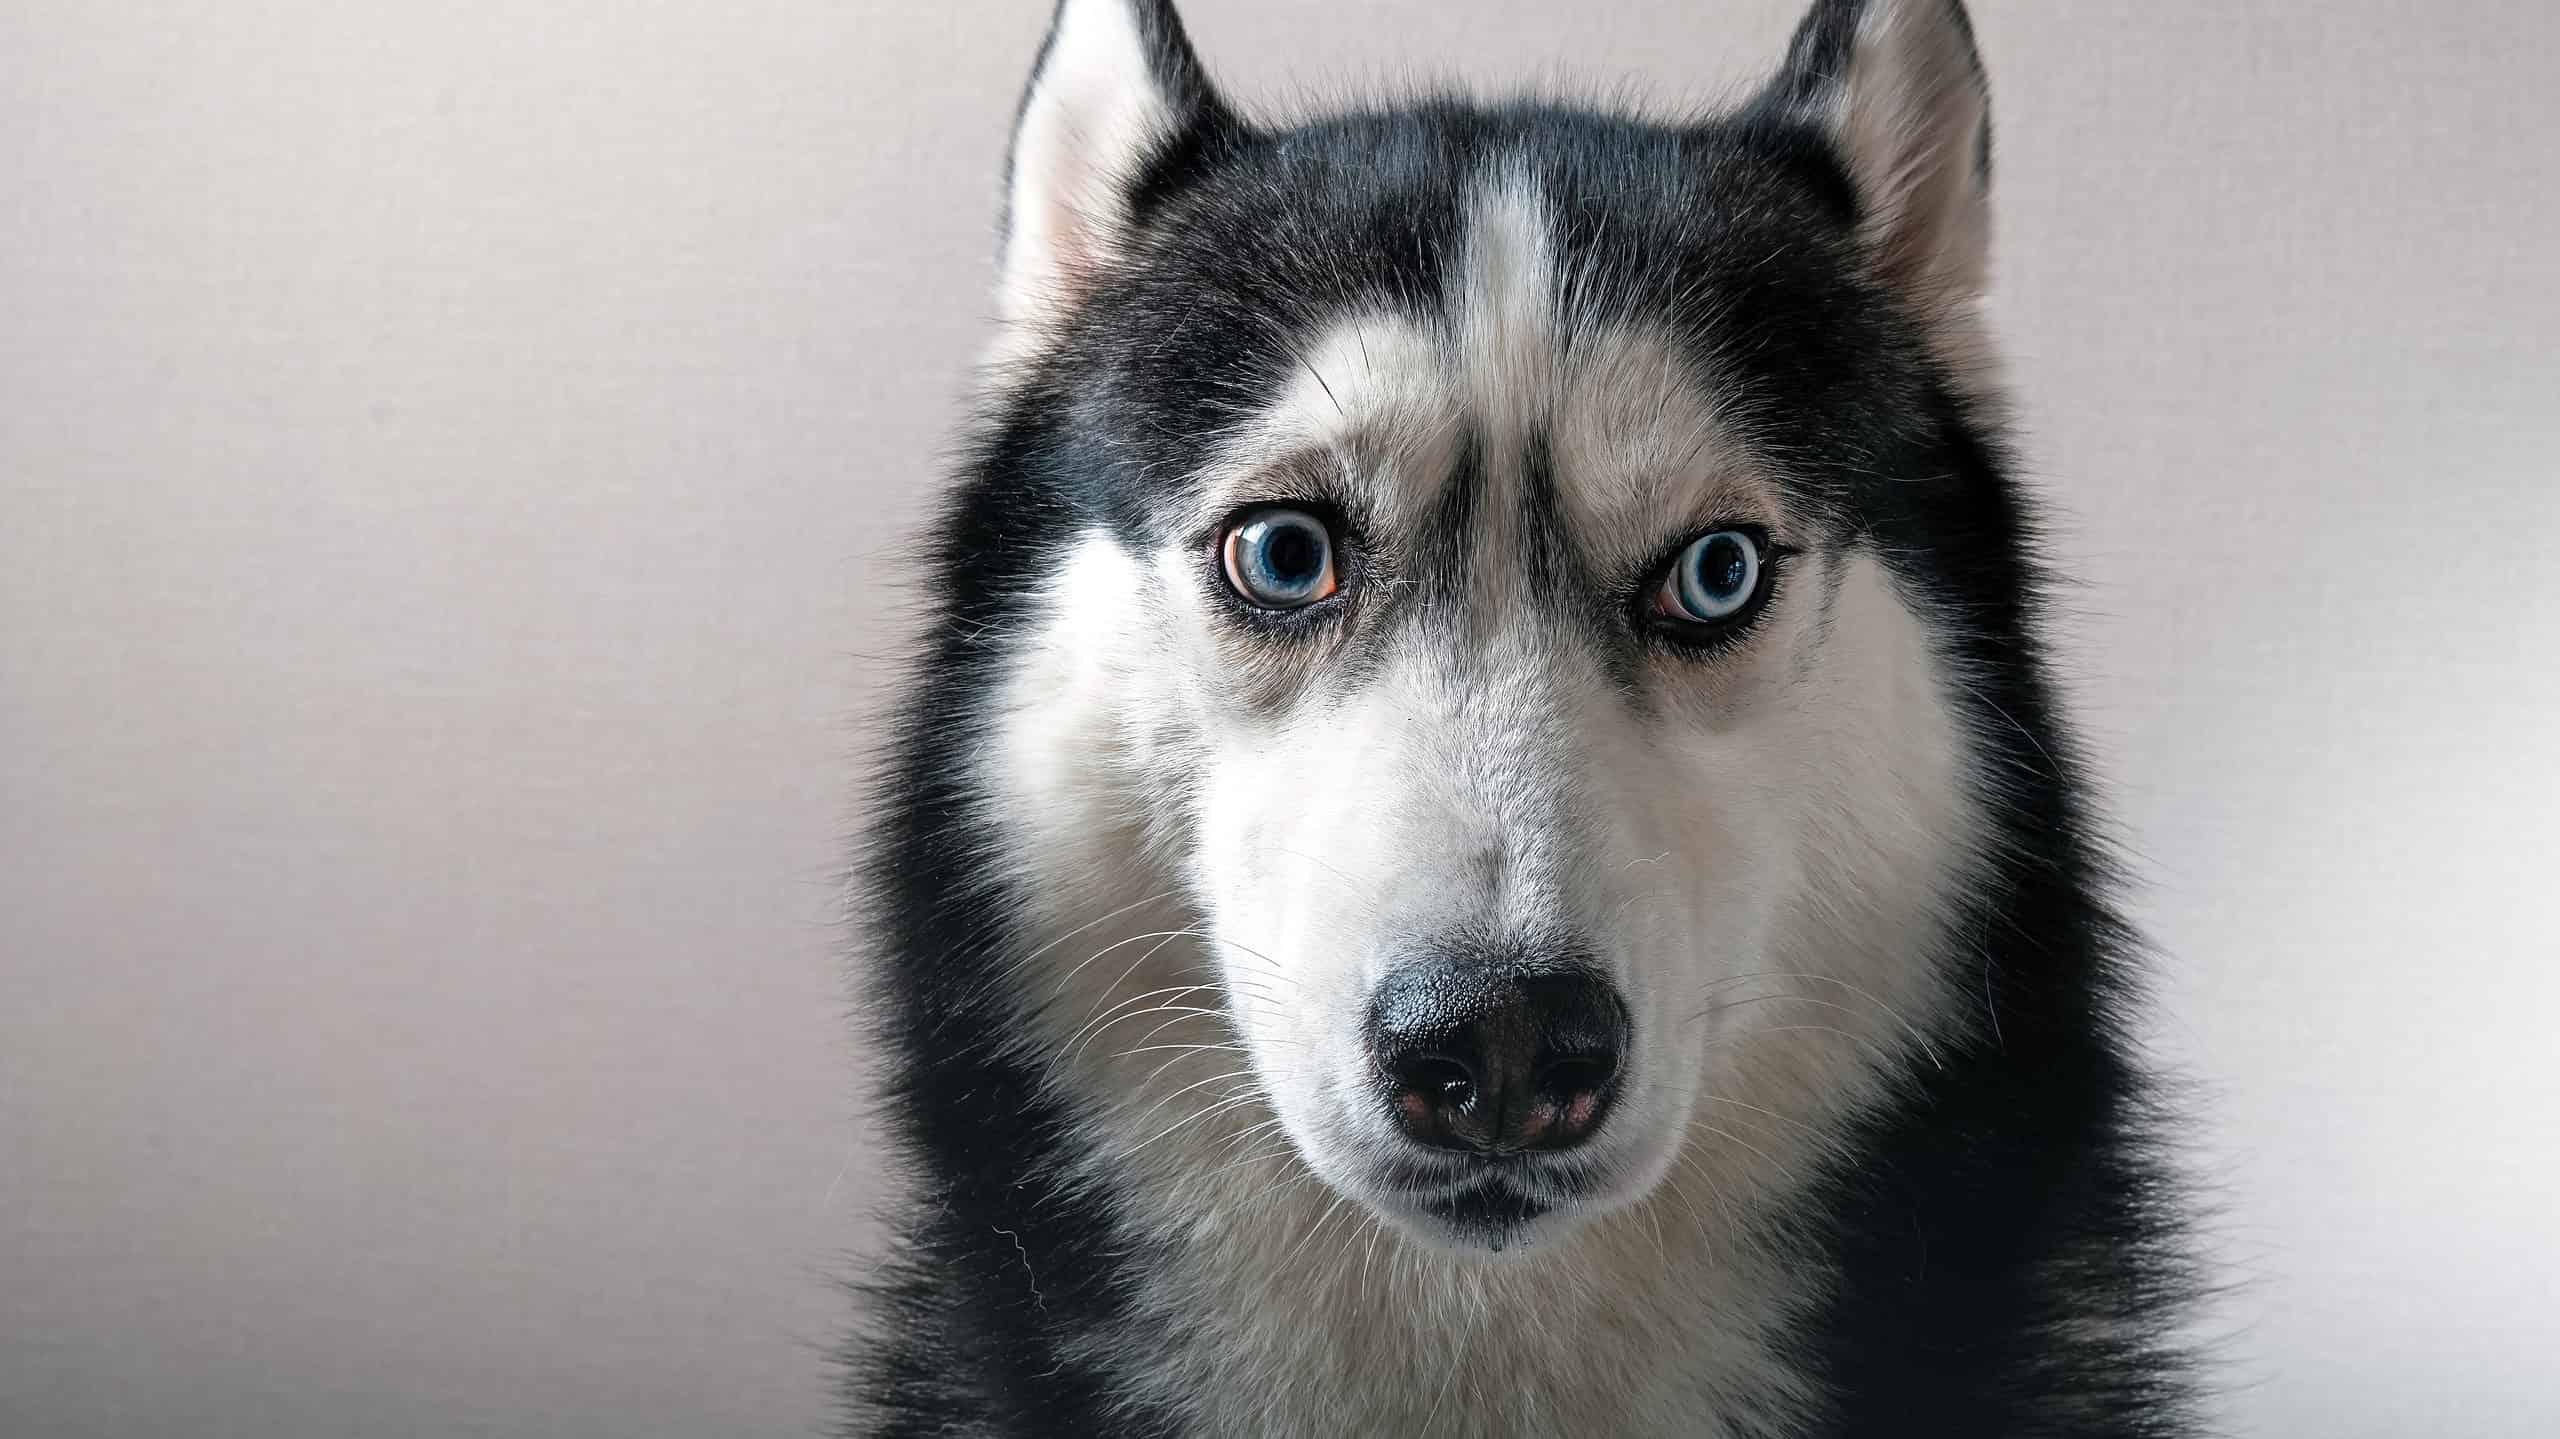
[1365,1155,1610,1254]
[1417,1177,1550,1246]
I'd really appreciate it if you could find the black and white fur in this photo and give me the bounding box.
[845,1,2200,1433]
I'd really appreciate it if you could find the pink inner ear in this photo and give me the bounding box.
[1827,3,1992,302]
[997,0,1184,338]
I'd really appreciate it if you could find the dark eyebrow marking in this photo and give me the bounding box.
[1410,424,1484,593]
[1514,423,1582,601]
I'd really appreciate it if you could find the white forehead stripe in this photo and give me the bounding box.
[1245,171,1566,461]
[1207,169,1758,554]
[1455,172,1561,452]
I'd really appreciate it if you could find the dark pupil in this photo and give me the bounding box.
[1261,525,1318,584]
[1699,536,1746,596]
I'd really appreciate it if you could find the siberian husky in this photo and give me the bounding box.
[848,1,2199,1433]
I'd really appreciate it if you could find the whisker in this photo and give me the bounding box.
[1084,1003,1252,1053]
[1197,1138,1298,1181]
[1695,1021,1908,1070]
[1107,1040,1251,1064]
[1119,1072,1263,1151]
[1694,1092,1819,1140]
[1055,928,1200,1022]
[990,888,1186,984]
[1060,990,1216,1060]
[1270,1190,1354,1278]
[1665,1147,1739,1241]
[1689,1120,1801,1188]
[1688,970,1943,1067]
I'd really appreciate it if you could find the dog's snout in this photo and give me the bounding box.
[1366,955,1628,1155]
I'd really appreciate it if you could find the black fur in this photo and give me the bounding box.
[844,1,2200,1433]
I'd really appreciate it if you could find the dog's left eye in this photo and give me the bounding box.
[1221,508,1340,609]
[1652,529,1767,628]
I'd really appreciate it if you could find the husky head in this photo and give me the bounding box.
[956,0,2007,1257]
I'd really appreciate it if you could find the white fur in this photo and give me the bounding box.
[1796,0,2001,392]
[995,0,1184,369]
[976,171,1984,1436]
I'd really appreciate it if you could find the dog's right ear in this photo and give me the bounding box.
[995,0,1235,357]
[1754,0,1993,308]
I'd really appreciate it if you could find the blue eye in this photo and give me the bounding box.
[1654,529,1764,626]
[1221,508,1339,609]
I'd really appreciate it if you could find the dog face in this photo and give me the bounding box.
[975,0,1999,1253]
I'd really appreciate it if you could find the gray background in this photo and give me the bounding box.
[5,2,2555,1434]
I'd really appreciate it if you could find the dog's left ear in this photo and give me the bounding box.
[1757,0,1992,306]
[996,0,1236,354]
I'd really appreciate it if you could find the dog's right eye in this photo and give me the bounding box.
[1220,508,1339,609]
[1655,529,1764,625]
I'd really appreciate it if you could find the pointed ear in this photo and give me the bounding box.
[997,0,1233,350]
[1759,0,1992,306]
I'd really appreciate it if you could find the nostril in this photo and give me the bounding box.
[1385,1051,1488,1151]
[1392,1053,1477,1110]
[1537,1054,1616,1101]
[1524,1051,1621,1149]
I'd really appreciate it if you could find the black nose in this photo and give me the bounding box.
[1366,952,1628,1155]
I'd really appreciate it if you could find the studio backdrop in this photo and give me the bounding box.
[3,2,2554,1435]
